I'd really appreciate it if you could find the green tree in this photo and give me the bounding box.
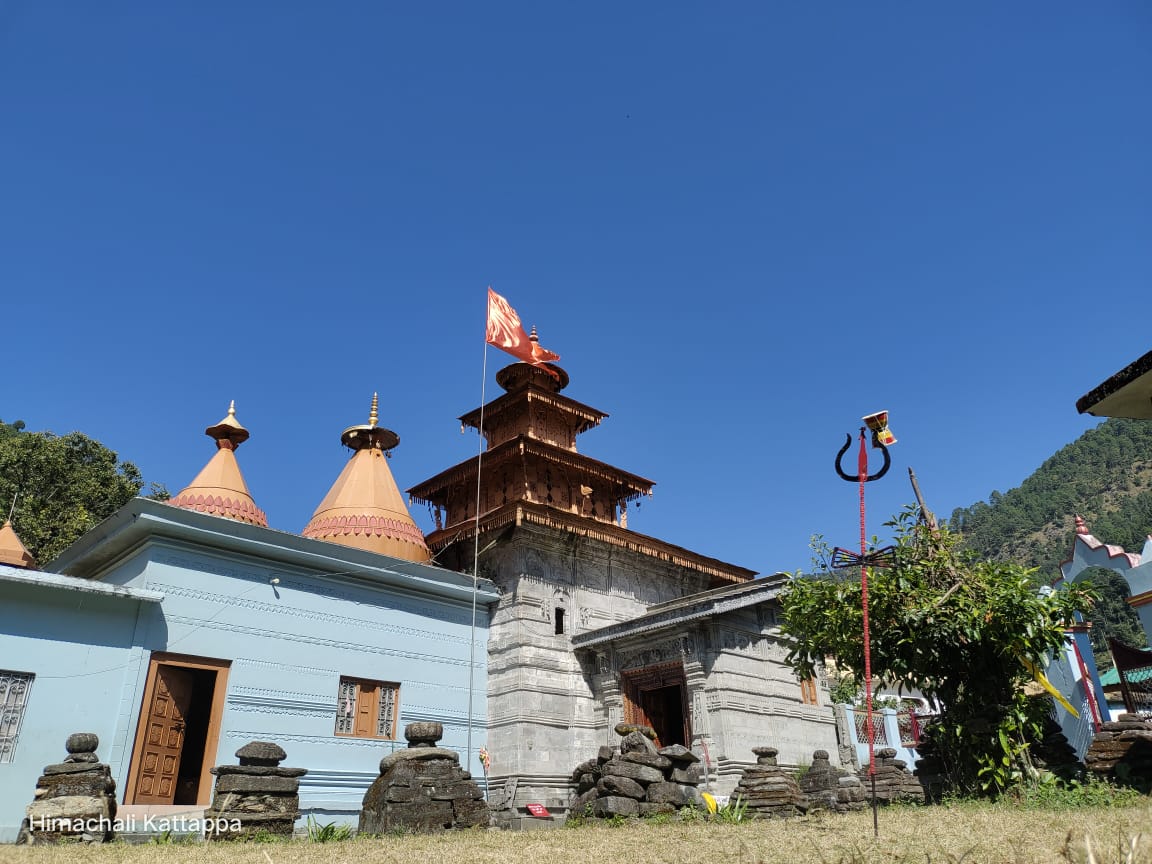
[782,509,1096,797]
[0,418,168,565]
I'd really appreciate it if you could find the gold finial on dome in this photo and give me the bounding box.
[204,399,250,451]
[340,393,398,452]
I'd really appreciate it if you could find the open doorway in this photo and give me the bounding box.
[621,662,689,749]
[126,653,230,806]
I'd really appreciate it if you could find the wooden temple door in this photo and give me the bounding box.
[133,665,194,804]
[621,662,689,749]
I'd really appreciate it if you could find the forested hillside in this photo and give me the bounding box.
[949,418,1152,665]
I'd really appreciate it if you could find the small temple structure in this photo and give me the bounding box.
[303,394,430,562]
[0,520,35,570]
[409,355,838,816]
[167,402,267,527]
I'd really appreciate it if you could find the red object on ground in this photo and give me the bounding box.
[525,803,551,818]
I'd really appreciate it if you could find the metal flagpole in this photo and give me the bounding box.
[465,323,490,775]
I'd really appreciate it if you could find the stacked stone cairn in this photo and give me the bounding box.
[568,724,706,820]
[16,733,117,845]
[206,741,307,839]
[857,748,924,804]
[731,747,807,818]
[1030,712,1084,782]
[797,749,865,813]
[910,728,948,803]
[1084,713,1152,789]
[359,721,488,833]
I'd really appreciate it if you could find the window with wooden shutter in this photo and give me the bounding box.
[799,676,819,705]
[334,677,399,739]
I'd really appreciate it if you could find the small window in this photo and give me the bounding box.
[0,670,34,764]
[799,677,818,706]
[334,677,399,739]
[554,607,565,635]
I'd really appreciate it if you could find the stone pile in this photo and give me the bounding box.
[857,748,924,804]
[797,749,865,813]
[568,724,706,820]
[910,729,947,803]
[206,741,307,839]
[16,733,117,845]
[731,747,807,818]
[1084,713,1152,788]
[1030,713,1084,782]
[359,721,488,833]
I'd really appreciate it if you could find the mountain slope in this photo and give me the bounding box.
[949,418,1152,662]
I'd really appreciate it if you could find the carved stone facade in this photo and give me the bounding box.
[410,361,841,814]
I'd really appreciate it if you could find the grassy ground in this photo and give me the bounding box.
[2,802,1150,864]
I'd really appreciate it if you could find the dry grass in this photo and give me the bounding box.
[2,803,1150,864]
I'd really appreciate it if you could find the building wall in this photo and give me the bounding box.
[481,524,711,811]
[478,523,837,809]
[0,580,149,843]
[586,609,840,797]
[109,538,491,824]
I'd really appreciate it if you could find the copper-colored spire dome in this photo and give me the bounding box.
[0,519,36,569]
[168,402,268,526]
[303,394,431,562]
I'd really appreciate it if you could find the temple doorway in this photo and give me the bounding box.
[621,662,689,748]
[125,653,230,806]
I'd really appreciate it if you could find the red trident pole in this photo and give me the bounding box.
[834,413,894,839]
[857,429,878,838]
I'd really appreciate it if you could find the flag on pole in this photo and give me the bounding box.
[486,287,560,369]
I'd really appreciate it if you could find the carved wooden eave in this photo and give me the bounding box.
[459,385,607,440]
[422,499,756,586]
[572,574,788,650]
[407,435,655,507]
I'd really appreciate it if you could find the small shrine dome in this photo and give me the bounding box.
[168,402,268,527]
[0,519,36,569]
[303,394,431,563]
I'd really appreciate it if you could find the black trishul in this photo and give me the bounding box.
[834,427,891,483]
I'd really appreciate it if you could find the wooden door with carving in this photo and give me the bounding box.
[621,662,689,749]
[133,665,193,804]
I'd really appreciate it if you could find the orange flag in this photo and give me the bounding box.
[486,287,560,368]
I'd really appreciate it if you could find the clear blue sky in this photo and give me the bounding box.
[2,3,1149,576]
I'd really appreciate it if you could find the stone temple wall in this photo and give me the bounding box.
[481,523,840,810]
[482,526,713,814]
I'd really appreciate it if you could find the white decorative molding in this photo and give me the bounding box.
[165,615,476,669]
[147,582,470,646]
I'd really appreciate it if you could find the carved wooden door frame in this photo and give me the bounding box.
[125,652,230,806]
[620,661,689,748]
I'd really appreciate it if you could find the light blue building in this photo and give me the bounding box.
[0,403,496,842]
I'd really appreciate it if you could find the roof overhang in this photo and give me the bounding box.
[0,564,165,603]
[48,498,498,608]
[1076,348,1152,419]
[408,436,655,505]
[423,500,757,587]
[572,574,787,650]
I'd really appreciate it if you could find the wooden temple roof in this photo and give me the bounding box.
[407,435,656,506]
[420,499,756,587]
[458,385,608,437]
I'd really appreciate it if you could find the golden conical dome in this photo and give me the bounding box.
[303,394,430,562]
[0,520,36,569]
[168,402,268,527]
